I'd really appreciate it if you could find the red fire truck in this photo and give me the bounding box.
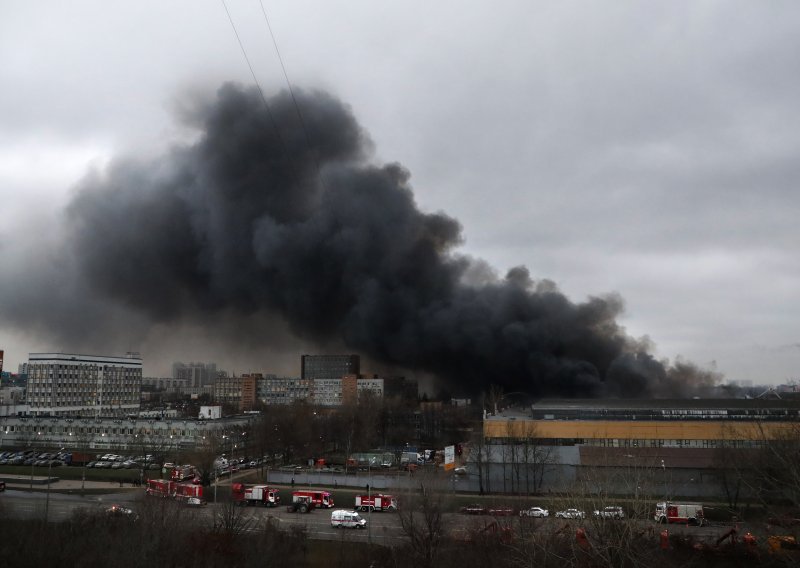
[146,479,176,498]
[292,490,333,509]
[167,464,197,482]
[175,482,204,502]
[654,502,705,526]
[146,479,204,501]
[232,483,281,507]
[354,494,398,512]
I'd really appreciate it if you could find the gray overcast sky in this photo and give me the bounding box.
[1,1,798,382]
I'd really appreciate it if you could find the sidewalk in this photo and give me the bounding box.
[1,474,140,492]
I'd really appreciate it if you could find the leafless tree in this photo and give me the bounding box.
[396,473,448,568]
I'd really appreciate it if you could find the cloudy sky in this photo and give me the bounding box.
[1,1,798,384]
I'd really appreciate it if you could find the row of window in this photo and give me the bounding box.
[491,437,769,449]
[4,424,204,437]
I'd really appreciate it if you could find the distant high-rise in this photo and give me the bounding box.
[172,361,218,388]
[26,352,142,417]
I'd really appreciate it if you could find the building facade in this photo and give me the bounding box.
[472,398,800,497]
[172,361,218,388]
[300,354,360,382]
[0,413,254,456]
[213,375,243,409]
[311,378,343,407]
[26,352,142,417]
[257,376,311,405]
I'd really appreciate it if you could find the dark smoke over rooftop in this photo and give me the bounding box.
[8,83,720,397]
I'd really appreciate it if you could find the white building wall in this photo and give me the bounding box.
[26,353,142,417]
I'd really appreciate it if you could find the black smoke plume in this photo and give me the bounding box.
[7,83,720,397]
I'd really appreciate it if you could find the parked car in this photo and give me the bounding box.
[488,507,515,516]
[520,506,549,518]
[459,504,487,515]
[594,506,625,519]
[555,508,586,519]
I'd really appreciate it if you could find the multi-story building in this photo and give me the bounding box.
[258,376,311,405]
[312,378,343,407]
[142,377,190,391]
[25,352,142,417]
[213,375,243,410]
[0,386,27,417]
[172,361,218,388]
[241,374,258,412]
[301,354,360,382]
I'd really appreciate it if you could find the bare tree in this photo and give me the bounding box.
[396,474,448,568]
[469,424,491,495]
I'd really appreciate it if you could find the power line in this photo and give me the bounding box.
[220,0,299,185]
[259,0,315,154]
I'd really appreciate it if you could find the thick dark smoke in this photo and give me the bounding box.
[11,83,721,397]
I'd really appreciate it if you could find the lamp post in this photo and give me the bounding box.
[45,447,65,522]
[661,459,667,503]
[367,483,372,545]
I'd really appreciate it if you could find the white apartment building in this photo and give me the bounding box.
[26,352,142,417]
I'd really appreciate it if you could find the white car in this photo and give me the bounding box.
[555,508,586,519]
[519,506,549,518]
[594,506,625,519]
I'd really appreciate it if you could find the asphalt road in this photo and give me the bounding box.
[0,484,747,549]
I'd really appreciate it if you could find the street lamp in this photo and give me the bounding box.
[661,459,667,503]
[45,447,65,522]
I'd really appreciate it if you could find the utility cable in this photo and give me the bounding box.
[220,0,300,186]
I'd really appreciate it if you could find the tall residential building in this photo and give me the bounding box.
[172,361,218,388]
[301,354,360,382]
[25,352,142,417]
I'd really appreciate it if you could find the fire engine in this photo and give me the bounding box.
[354,494,397,512]
[167,464,197,482]
[232,483,281,507]
[175,482,203,502]
[654,502,705,526]
[146,478,176,498]
[292,490,333,509]
[146,479,204,501]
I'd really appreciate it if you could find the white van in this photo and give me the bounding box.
[331,509,367,529]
